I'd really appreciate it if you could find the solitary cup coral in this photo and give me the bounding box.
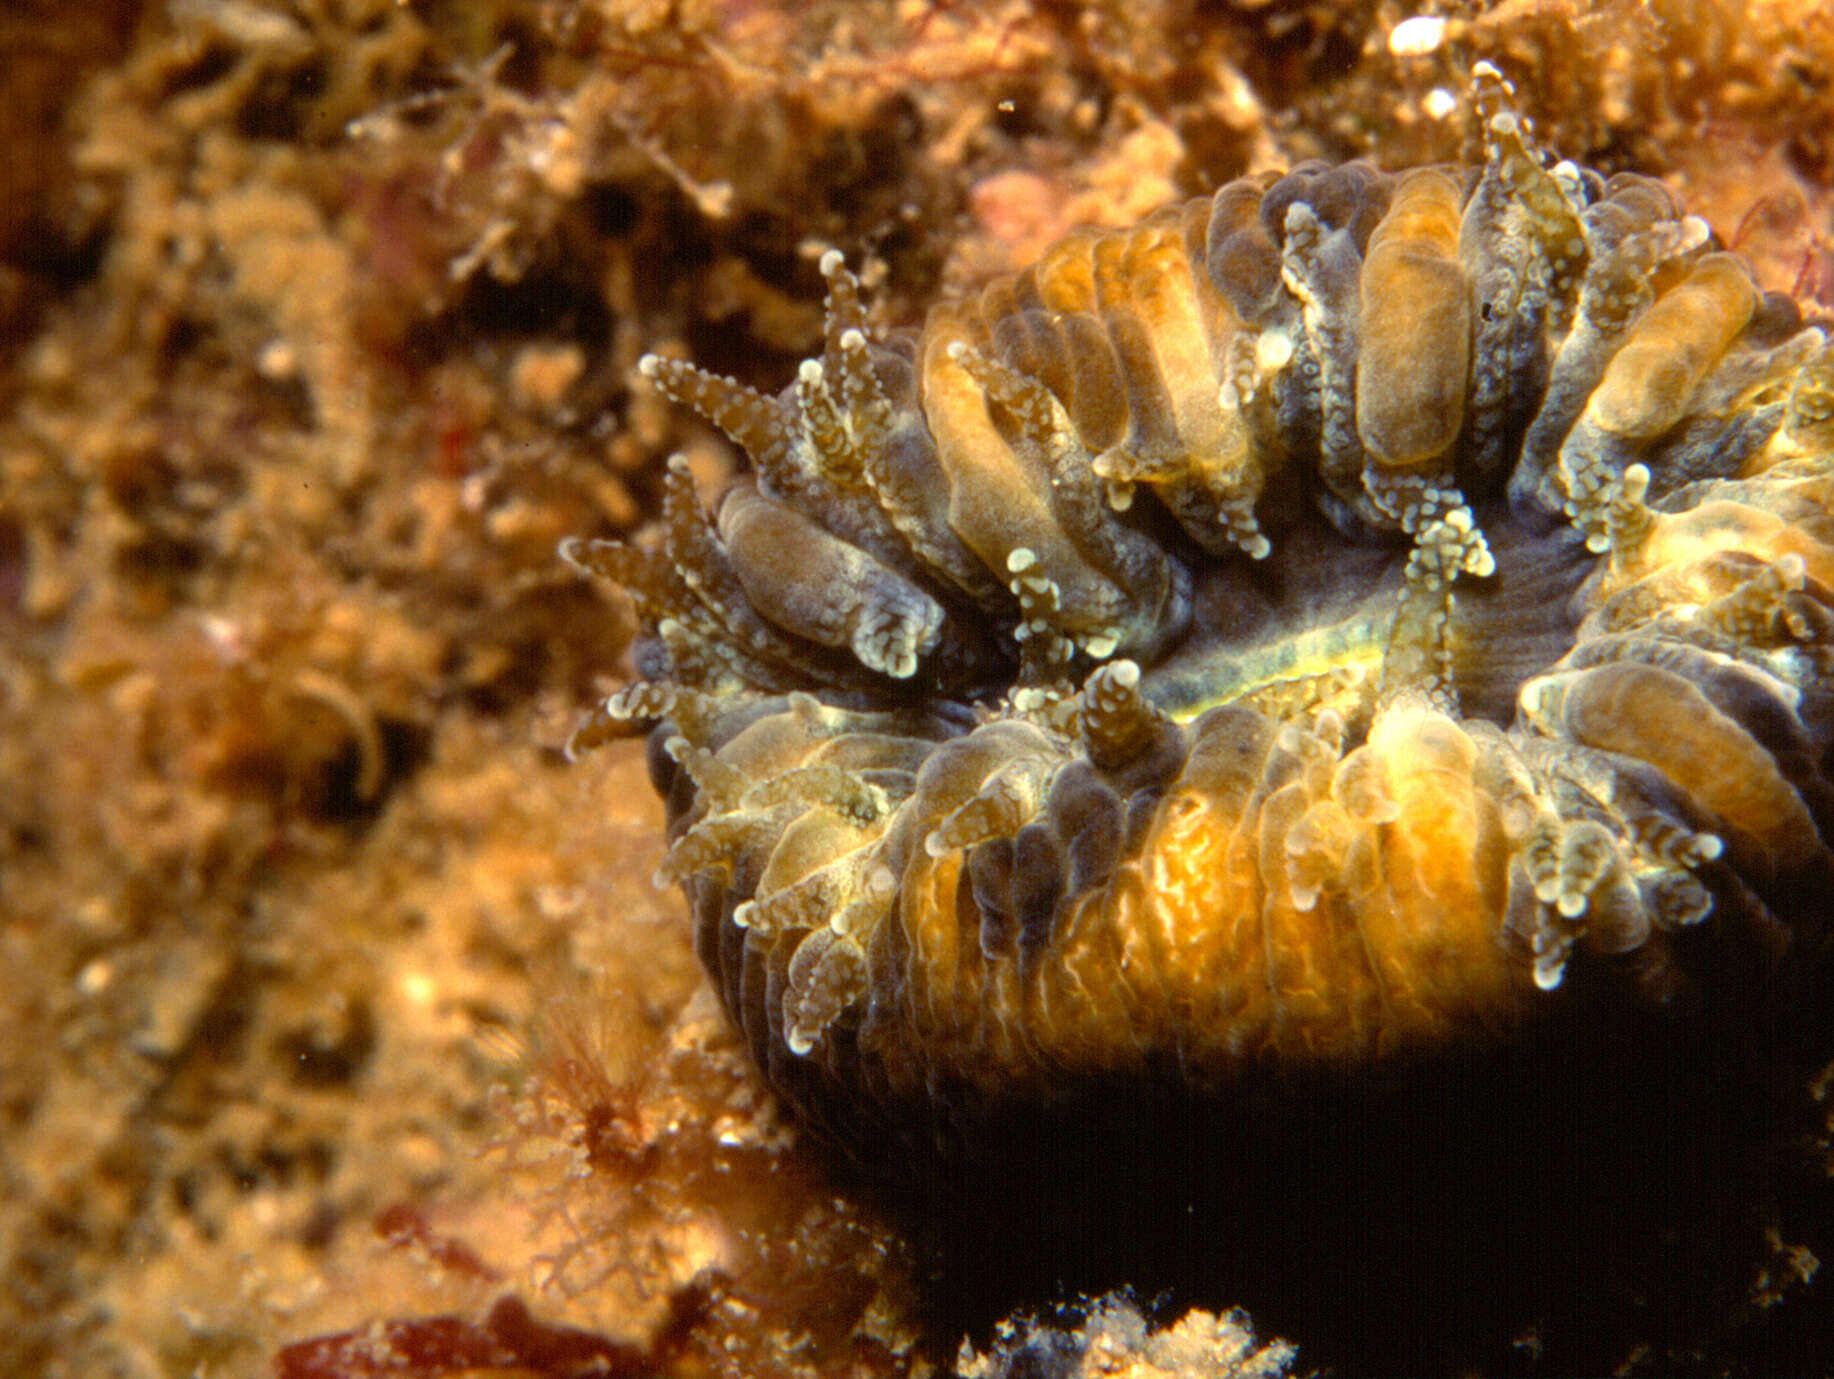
[567,65,1834,1168]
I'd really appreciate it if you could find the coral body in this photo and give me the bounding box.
[570,68,1834,1167]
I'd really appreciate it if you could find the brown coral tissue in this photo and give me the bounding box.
[569,65,1834,1375]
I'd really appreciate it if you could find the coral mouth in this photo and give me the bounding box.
[1140,494,1591,731]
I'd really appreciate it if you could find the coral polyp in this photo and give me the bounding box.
[567,65,1834,1170]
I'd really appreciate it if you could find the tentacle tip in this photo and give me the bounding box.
[1257,329,1295,371]
[1533,956,1568,991]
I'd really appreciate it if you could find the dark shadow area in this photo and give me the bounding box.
[849,962,1832,1376]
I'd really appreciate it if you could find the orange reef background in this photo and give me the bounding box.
[2,1,1833,1375]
